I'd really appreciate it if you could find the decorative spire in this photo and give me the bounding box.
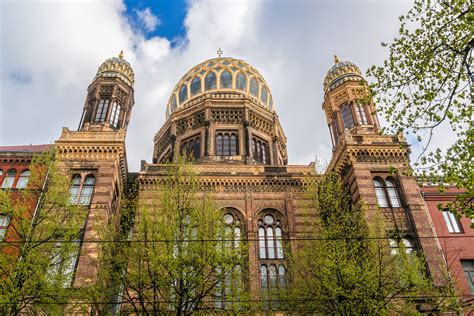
[334,55,340,64]
[217,48,223,58]
[119,50,124,59]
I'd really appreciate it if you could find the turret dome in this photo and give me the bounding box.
[94,52,135,86]
[323,56,363,93]
[166,57,273,118]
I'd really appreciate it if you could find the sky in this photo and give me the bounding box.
[1,0,441,172]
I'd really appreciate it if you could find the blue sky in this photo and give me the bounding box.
[124,0,187,42]
[1,0,451,171]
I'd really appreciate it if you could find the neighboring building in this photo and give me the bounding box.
[2,53,472,313]
[0,144,52,243]
[421,183,474,309]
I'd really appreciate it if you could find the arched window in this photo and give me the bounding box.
[220,70,232,89]
[215,209,245,310]
[0,215,11,241]
[373,179,388,208]
[373,177,403,208]
[389,237,415,255]
[180,135,201,160]
[261,86,268,104]
[250,78,259,97]
[216,132,238,156]
[2,169,17,189]
[236,72,247,91]
[95,99,110,123]
[340,103,354,130]
[190,76,202,96]
[354,103,368,125]
[205,72,217,90]
[179,84,188,104]
[69,174,95,206]
[17,170,31,189]
[386,179,401,207]
[258,211,287,309]
[110,101,121,128]
[252,137,269,164]
[171,94,177,111]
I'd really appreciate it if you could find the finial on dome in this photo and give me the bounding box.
[119,50,124,59]
[217,48,223,58]
[334,55,340,64]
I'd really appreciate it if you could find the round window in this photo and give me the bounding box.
[264,214,274,225]
[223,213,234,224]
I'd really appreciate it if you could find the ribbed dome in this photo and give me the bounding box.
[94,54,135,86]
[323,57,363,93]
[166,57,273,118]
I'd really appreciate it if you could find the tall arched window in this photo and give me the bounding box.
[389,237,415,255]
[179,84,188,104]
[216,132,238,156]
[220,70,232,89]
[373,177,403,208]
[110,101,121,128]
[171,95,177,111]
[373,179,388,207]
[69,174,95,206]
[252,137,269,164]
[215,209,245,310]
[340,103,355,130]
[17,170,31,189]
[236,72,247,90]
[354,103,368,125]
[258,211,287,309]
[180,135,201,160]
[261,86,268,104]
[190,76,202,96]
[95,99,110,123]
[250,78,259,97]
[205,72,217,90]
[2,169,17,189]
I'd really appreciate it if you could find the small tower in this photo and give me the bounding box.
[55,53,134,291]
[322,56,447,286]
[78,51,135,132]
[322,55,380,148]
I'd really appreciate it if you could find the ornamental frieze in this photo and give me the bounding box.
[249,112,273,134]
[210,108,244,124]
[176,111,205,135]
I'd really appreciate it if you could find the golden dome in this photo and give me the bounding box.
[94,53,135,86]
[323,57,363,93]
[166,57,273,118]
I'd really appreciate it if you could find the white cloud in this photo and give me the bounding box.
[135,7,160,32]
[2,0,431,172]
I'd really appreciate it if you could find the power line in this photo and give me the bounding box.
[2,234,474,244]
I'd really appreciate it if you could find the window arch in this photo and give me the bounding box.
[69,174,95,206]
[236,72,247,91]
[249,78,259,97]
[389,237,415,255]
[216,132,238,156]
[17,170,31,189]
[2,169,17,189]
[354,102,369,125]
[220,70,232,89]
[373,177,403,208]
[178,84,188,104]
[190,76,202,96]
[258,213,284,260]
[205,72,217,90]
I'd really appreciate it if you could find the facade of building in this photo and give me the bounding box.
[1,53,472,312]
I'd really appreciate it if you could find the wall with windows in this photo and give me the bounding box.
[421,184,474,299]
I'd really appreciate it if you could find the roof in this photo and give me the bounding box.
[0,144,52,153]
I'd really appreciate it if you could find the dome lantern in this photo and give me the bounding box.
[94,51,135,86]
[323,56,363,93]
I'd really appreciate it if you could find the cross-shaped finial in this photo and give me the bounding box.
[217,48,223,58]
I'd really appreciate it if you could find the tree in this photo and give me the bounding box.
[94,156,249,315]
[367,0,473,220]
[0,150,87,315]
[288,173,459,314]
